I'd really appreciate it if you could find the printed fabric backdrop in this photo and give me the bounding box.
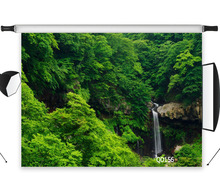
[21,33,202,167]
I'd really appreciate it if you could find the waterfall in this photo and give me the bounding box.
[137,140,140,154]
[115,126,118,135]
[152,103,163,157]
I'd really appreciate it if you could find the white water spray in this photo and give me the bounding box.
[152,103,163,157]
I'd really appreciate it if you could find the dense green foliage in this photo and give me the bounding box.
[22,33,202,167]
[22,82,140,166]
[174,137,202,167]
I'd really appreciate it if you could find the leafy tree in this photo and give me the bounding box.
[21,32,202,167]
[22,133,82,167]
[168,49,201,103]
[174,140,202,167]
[142,155,166,167]
[22,33,60,93]
[22,83,82,166]
[48,93,141,166]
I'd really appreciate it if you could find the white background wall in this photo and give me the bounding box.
[0,0,220,192]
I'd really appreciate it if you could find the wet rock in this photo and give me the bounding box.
[174,145,183,152]
[157,100,202,121]
[147,101,154,109]
[157,102,186,120]
[99,99,131,114]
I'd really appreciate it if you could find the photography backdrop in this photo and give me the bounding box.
[21,32,202,167]
[0,0,220,192]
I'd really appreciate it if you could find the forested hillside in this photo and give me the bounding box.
[22,33,202,167]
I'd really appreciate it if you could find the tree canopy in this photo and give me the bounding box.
[22,32,202,167]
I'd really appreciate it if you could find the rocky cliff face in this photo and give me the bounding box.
[157,100,202,121]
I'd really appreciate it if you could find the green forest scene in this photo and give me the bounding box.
[21,33,202,167]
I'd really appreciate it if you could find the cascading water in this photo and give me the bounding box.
[137,140,140,154]
[152,103,163,157]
